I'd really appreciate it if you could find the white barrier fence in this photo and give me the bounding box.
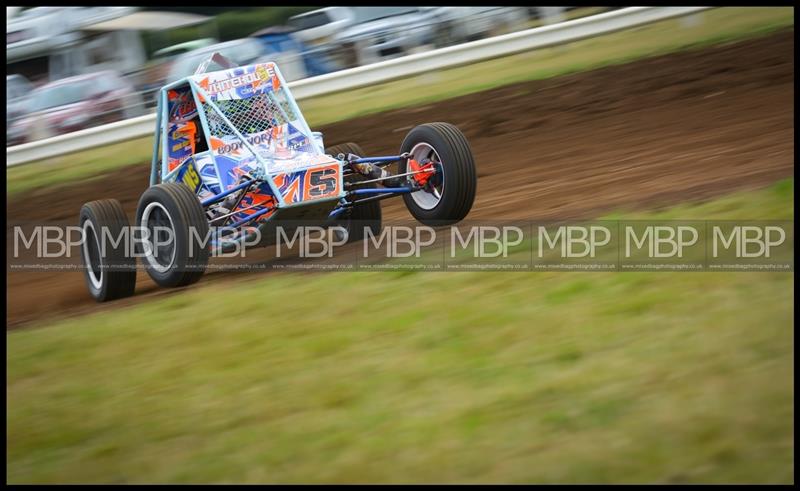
[6,6,711,167]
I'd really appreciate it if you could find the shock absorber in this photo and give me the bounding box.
[342,153,405,187]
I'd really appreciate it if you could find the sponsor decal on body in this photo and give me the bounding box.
[213,130,273,155]
[176,159,203,193]
[195,63,279,101]
[208,71,261,94]
[168,89,197,122]
[197,155,222,196]
[166,121,198,171]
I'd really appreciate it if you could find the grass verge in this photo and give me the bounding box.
[7,179,794,483]
[6,7,794,197]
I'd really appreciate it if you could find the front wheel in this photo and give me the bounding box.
[399,123,477,226]
[136,182,210,288]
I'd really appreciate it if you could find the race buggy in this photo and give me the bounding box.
[79,54,477,302]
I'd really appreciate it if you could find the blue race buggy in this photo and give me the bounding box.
[78,54,477,302]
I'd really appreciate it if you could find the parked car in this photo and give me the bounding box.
[6,74,33,144]
[167,37,307,85]
[328,7,530,67]
[8,71,145,145]
[330,7,438,67]
[138,38,218,108]
[427,7,531,45]
[287,7,356,46]
[250,26,340,77]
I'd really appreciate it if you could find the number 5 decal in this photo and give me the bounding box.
[305,165,340,199]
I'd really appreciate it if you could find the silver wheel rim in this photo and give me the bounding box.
[82,219,103,290]
[409,142,444,210]
[140,201,176,274]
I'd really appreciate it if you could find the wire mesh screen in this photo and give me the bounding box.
[201,86,322,166]
[202,90,300,139]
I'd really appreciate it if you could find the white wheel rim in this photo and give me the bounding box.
[140,201,176,274]
[82,219,103,290]
[409,142,444,210]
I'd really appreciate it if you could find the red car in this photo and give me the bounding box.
[8,71,144,145]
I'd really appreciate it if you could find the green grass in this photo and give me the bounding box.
[6,137,152,196]
[6,7,794,197]
[7,179,794,483]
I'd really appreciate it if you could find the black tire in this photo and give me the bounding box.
[79,199,137,302]
[399,122,477,226]
[136,182,209,288]
[327,142,382,242]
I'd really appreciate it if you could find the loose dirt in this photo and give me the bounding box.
[7,30,794,329]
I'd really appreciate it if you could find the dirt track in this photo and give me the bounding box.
[6,30,794,329]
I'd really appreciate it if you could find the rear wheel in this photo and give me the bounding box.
[136,182,209,288]
[79,199,137,302]
[399,123,477,225]
[327,142,382,242]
